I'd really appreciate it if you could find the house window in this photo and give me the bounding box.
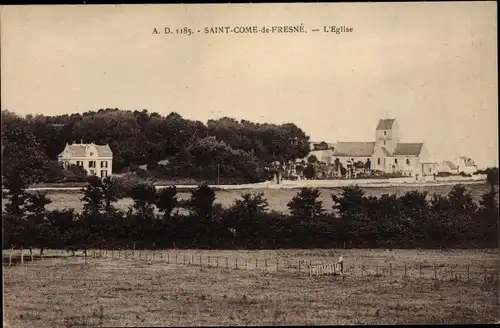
[384,131,387,136]
[89,161,96,168]
[395,158,398,164]
[101,170,108,178]
[406,158,410,165]
[377,158,380,165]
[101,161,108,168]
[76,161,83,167]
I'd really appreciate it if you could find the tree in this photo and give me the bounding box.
[287,188,325,221]
[25,192,52,256]
[156,186,178,220]
[81,176,105,217]
[102,177,119,214]
[303,164,316,179]
[307,155,318,164]
[229,193,270,247]
[2,125,51,186]
[485,167,499,187]
[189,184,216,219]
[128,182,157,219]
[477,188,499,246]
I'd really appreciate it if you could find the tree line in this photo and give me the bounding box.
[1,109,311,186]
[3,174,498,254]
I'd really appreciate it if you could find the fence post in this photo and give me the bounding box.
[265,259,268,271]
[298,260,301,273]
[389,263,392,277]
[288,260,291,272]
[112,249,114,259]
[404,264,407,277]
[276,258,279,272]
[217,257,219,268]
[20,247,24,265]
[419,264,422,279]
[467,265,470,283]
[167,253,170,264]
[245,258,248,270]
[450,266,453,281]
[175,253,178,264]
[236,257,238,270]
[376,263,378,276]
[9,249,12,266]
[484,267,487,283]
[199,255,202,268]
[255,258,258,270]
[208,256,211,267]
[183,255,186,265]
[225,257,228,269]
[434,265,437,280]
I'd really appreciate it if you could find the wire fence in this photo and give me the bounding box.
[3,248,499,285]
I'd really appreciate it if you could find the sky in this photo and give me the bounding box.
[1,3,498,168]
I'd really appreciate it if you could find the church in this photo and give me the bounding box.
[332,118,438,178]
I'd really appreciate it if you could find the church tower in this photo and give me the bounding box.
[374,118,400,154]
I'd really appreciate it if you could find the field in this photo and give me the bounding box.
[3,248,499,326]
[3,182,491,214]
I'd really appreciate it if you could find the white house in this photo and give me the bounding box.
[57,141,113,178]
[454,156,478,174]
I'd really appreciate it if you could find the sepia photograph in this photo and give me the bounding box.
[1,2,498,326]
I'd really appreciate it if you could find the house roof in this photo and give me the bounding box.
[58,143,113,157]
[459,157,477,167]
[443,161,458,170]
[376,119,396,130]
[333,142,375,157]
[393,143,423,156]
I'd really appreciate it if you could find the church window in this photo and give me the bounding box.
[406,158,410,165]
[395,158,398,164]
[384,131,387,136]
[377,158,380,165]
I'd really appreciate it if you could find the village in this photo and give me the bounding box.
[54,118,480,186]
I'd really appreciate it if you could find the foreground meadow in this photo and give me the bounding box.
[3,249,499,327]
[3,182,491,214]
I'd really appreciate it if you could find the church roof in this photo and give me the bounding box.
[376,119,396,130]
[333,142,375,157]
[393,143,423,156]
[58,143,113,157]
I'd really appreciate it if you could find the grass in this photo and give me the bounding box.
[3,249,499,326]
[2,183,492,214]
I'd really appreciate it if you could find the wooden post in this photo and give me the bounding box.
[20,247,24,265]
[167,253,170,264]
[288,260,291,272]
[152,251,155,261]
[265,259,268,270]
[161,252,163,261]
[450,266,453,281]
[225,257,228,269]
[484,267,487,283]
[199,255,202,268]
[255,258,258,270]
[434,265,437,280]
[112,249,114,259]
[467,266,470,283]
[245,258,248,270]
[376,264,378,276]
[139,250,142,260]
[175,253,178,264]
[298,260,301,273]
[389,263,393,277]
[419,264,422,279]
[276,258,279,272]
[236,257,238,270]
[217,257,219,268]
[9,250,12,266]
[404,263,407,277]
[208,256,211,267]
[183,255,186,265]
[133,242,136,255]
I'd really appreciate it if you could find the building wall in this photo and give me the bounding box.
[59,157,113,178]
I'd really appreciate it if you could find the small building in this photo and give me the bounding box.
[58,141,113,178]
[455,156,478,174]
[439,161,459,174]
